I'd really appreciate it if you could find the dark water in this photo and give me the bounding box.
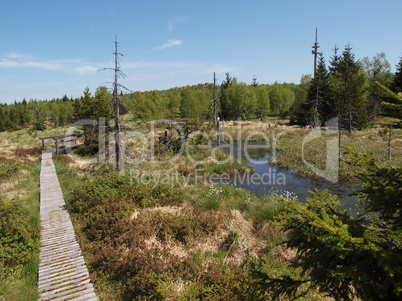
[218,142,359,205]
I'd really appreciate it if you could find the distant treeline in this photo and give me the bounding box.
[0,79,303,132]
[1,47,401,132]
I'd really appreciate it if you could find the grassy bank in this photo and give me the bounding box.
[0,150,41,301]
[270,121,402,182]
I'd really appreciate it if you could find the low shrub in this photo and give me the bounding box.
[0,159,19,181]
[73,143,99,156]
[244,195,286,223]
[0,199,39,277]
[84,207,251,300]
[69,172,182,214]
[15,147,42,158]
[53,154,74,165]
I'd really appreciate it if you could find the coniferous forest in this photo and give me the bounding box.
[1,47,401,132]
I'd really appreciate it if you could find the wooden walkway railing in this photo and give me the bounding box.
[38,152,98,301]
[39,134,84,155]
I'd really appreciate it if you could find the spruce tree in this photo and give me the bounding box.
[73,87,113,147]
[289,75,311,125]
[251,75,258,87]
[305,54,332,127]
[253,151,402,300]
[328,45,340,75]
[332,45,368,133]
[219,73,235,120]
[391,57,402,93]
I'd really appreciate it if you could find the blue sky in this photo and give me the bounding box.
[0,0,401,104]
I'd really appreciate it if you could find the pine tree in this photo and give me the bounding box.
[391,57,402,93]
[332,45,369,134]
[289,75,311,125]
[73,87,113,146]
[328,45,340,75]
[219,73,235,120]
[253,151,402,300]
[375,81,402,119]
[251,75,258,87]
[305,54,332,127]
[94,86,113,119]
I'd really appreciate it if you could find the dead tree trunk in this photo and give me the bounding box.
[388,124,392,162]
[99,36,131,172]
[113,37,122,172]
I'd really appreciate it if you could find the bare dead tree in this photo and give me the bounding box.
[211,72,221,145]
[312,81,321,128]
[388,124,392,162]
[100,36,131,172]
[211,72,219,125]
[113,37,122,172]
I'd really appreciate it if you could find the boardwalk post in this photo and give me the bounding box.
[55,138,59,155]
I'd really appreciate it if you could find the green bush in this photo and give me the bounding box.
[245,195,286,223]
[0,160,19,181]
[0,199,39,277]
[73,143,99,156]
[69,172,182,214]
[254,151,402,301]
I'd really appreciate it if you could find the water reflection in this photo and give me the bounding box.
[218,142,358,206]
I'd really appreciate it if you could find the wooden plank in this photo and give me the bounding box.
[38,152,98,301]
[39,133,84,140]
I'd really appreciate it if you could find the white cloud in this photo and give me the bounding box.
[0,53,63,70]
[0,59,63,70]
[74,65,98,74]
[5,52,32,59]
[152,39,184,51]
[0,54,100,74]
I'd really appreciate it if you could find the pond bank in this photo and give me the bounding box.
[218,141,359,207]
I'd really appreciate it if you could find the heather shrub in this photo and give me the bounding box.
[73,143,99,156]
[68,172,182,214]
[0,199,39,277]
[84,210,173,297]
[53,154,74,164]
[78,199,257,300]
[0,159,19,181]
[14,147,42,158]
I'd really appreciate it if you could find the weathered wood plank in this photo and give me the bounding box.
[38,152,98,301]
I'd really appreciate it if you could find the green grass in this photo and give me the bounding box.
[0,160,41,301]
[271,126,402,182]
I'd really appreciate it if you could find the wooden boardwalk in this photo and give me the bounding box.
[38,152,98,301]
